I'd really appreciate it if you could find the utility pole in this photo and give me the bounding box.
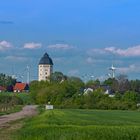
[26,65,30,84]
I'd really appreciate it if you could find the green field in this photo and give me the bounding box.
[15,109,140,140]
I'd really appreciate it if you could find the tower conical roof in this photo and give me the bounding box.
[39,53,53,65]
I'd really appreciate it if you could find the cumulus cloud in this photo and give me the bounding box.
[0,40,12,51]
[86,57,109,64]
[105,45,140,57]
[87,45,140,57]
[47,44,74,50]
[24,42,42,49]
[118,64,140,73]
[5,56,27,62]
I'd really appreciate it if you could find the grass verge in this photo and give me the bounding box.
[0,105,23,116]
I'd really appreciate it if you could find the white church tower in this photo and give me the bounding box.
[38,53,53,81]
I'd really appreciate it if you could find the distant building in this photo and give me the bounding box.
[13,83,29,93]
[101,85,112,95]
[83,88,93,95]
[7,85,14,92]
[38,53,53,81]
[0,86,6,92]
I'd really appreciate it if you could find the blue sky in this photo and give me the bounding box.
[0,0,140,82]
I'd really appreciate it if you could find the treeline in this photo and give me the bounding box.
[0,73,16,87]
[0,72,140,110]
[0,93,33,113]
[103,75,140,93]
[30,72,140,110]
[0,93,34,115]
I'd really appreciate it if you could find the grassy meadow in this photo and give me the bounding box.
[14,109,140,140]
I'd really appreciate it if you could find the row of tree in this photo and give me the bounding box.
[0,72,140,110]
[30,72,140,110]
[103,75,140,93]
[0,73,16,87]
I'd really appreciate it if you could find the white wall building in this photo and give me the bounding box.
[38,53,53,81]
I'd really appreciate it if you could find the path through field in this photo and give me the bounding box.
[0,105,38,140]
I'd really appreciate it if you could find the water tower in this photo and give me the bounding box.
[38,53,53,81]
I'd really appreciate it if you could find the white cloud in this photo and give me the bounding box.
[86,57,110,64]
[24,42,42,49]
[87,45,140,57]
[47,44,74,50]
[5,56,27,62]
[105,45,140,57]
[0,40,12,51]
[118,64,140,74]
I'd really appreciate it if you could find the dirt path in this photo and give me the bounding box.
[0,105,38,127]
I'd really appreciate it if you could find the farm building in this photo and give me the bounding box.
[0,86,6,92]
[13,83,29,93]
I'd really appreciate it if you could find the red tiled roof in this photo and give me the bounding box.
[14,83,27,91]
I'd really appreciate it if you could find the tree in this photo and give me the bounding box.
[103,78,118,93]
[50,71,67,83]
[123,91,138,103]
[0,73,16,87]
[103,78,114,86]
[130,80,140,93]
[114,92,122,100]
[67,76,85,93]
[104,75,130,94]
[29,72,139,110]
[30,80,50,103]
[117,74,130,93]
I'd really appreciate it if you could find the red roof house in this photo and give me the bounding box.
[13,83,29,93]
[0,86,6,92]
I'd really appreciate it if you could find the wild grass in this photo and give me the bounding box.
[15,109,140,140]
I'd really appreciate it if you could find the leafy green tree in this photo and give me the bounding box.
[122,91,138,103]
[67,76,85,93]
[114,92,122,100]
[0,73,16,87]
[103,78,114,86]
[30,80,50,103]
[50,71,67,83]
[86,80,95,87]
[104,75,131,94]
[29,72,139,110]
[130,80,140,92]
